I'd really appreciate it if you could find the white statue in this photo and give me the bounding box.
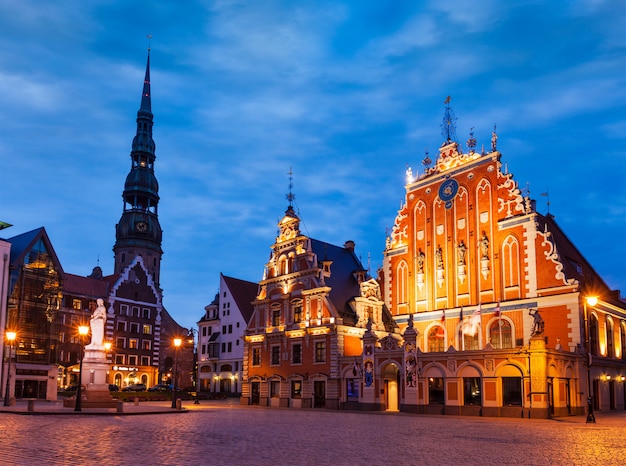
[85,298,106,349]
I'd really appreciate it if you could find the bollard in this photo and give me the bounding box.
[27,400,35,412]
[176,399,182,410]
[133,397,139,406]
[117,401,124,413]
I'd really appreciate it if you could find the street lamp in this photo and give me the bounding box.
[4,331,16,406]
[74,325,90,412]
[171,338,182,408]
[583,296,598,423]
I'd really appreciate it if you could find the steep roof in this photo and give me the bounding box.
[310,238,366,318]
[539,213,613,296]
[222,274,258,324]
[63,272,110,298]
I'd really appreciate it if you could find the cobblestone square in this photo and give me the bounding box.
[1,401,624,465]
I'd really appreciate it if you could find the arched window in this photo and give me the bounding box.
[427,326,445,352]
[619,322,626,359]
[463,333,479,351]
[396,261,408,307]
[279,256,288,275]
[292,299,303,323]
[489,319,512,349]
[501,236,521,298]
[606,318,614,358]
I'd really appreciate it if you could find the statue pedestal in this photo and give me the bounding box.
[83,348,117,407]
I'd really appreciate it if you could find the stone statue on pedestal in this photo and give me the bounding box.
[85,298,106,350]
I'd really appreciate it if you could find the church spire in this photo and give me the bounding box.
[113,50,163,285]
[140,50,152,115]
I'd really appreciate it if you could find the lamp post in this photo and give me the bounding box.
[583,296,597,423]
[171,338,182,408]
[4,331,16,406]
[74,325,90,412]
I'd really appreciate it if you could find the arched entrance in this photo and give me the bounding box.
[382,364,400,411]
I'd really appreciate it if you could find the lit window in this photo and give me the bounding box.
[252,347,261,366]
[129,339,138,349]
[72,299,82,310]
[292,300,303,323]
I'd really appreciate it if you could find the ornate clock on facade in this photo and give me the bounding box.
[135,221,148,232]
[438,178,459,209]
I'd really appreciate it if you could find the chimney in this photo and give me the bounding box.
[344,240,355,252]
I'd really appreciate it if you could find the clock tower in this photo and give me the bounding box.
[113,51,163,286]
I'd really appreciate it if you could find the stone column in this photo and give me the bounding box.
[528,336,549,418]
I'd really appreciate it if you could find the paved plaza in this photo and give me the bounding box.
[1,400,625,465]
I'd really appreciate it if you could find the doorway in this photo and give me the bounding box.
[314,381,325,408]
[251,382,260,405]
[383,365,399,411]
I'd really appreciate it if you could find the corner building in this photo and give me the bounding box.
[377,126,626,417]
[241,203,394,409]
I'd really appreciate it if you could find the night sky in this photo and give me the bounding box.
[1,0,624,329]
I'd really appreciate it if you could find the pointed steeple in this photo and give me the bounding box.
[140,52,152,115]
[113,51,163,286]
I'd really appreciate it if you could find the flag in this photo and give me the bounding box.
[441,309,446,323]
[494,301,500,317]
[463,305,482,336]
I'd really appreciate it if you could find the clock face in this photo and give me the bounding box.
[135,221,148,232]
[438,178,459,209]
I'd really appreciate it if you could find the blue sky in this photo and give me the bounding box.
[1,0,624,330]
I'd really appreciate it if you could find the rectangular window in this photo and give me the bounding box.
[291,380,302,399]
[132,306,140,317]
[227,342,232,352]
[129,339,138,349]
[222,325,226,334]
[293,302,302,323]
[128,355,138,366]
[115,354,124,364]
[117,321,127,332]
[502,377,522,406]
[252,347,261,366]
[463,377,481,405]
[142,308,150,319]
[292,343,302,364]
[116,337,125,349]
[142,340,151,350]
[143,324,152,335]
[271,345,280,365]
[130,323,139,334]
[202,327,207,337]
[141,356,150,366]
[228,324,232,333]
[221,342,226,353]
[272,308,281,327]
[72,299,82,310]
[120,304,129,316]
[315,341,325,363]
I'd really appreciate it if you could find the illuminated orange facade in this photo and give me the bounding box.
[240,112,626,418]
[371,125,626,417]
[241,204,394,409]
